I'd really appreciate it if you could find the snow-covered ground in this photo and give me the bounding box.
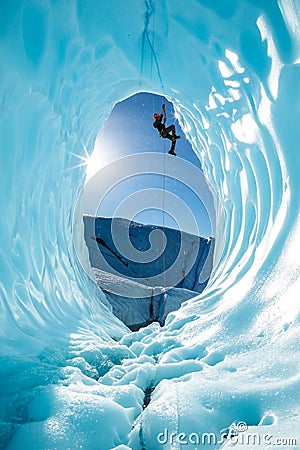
[0,1,300,449]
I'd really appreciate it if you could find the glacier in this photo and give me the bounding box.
[83,216,214,329]
[83,216,213,293]
[0,1,300,449]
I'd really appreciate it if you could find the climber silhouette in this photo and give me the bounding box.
[153,103,180,156]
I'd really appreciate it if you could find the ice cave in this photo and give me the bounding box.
[0,1,299,449]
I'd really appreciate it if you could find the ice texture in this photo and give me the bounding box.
[0,1,300,449]
[84,216,214,329]
[84,217,213,292]
[93,267,199,330]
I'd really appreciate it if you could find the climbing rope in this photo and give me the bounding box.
[144,4,167,318]
[161,99,167,323]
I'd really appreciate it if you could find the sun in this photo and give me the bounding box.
[86,135,119,181]
[86,149,106,180]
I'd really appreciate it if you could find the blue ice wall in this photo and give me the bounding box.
[1,0,299,348]
[0,1,300,448]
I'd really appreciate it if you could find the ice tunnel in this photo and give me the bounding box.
[0,1,300,449]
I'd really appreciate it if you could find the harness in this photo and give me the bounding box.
[159,129,168,138]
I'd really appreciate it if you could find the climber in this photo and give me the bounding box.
[153,103,180,156]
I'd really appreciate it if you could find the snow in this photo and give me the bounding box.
[83,216,214,293]
[84,216,213,328]
[0,1,300,449]
[94,266,197,329]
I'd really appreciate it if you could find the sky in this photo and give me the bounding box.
[83,93,214,237]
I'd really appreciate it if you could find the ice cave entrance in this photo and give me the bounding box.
[81,93,216,330]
